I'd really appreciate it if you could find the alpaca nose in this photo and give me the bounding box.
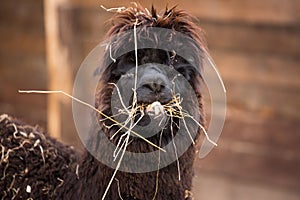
[136,67,172,104]
[141,80,165,93]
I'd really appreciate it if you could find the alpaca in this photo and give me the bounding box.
[0,5,208,200]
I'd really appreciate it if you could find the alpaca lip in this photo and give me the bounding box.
[136,91,173,105]
[133,101,165,127]
[134,110,151,126]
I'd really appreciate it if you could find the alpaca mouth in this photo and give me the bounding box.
[133,101,166,127]
[109,63,188,141]
[133,109,151,126]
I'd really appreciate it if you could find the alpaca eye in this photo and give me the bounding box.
[175,66,197,81]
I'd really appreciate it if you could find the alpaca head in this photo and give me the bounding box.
[89,5,207,173]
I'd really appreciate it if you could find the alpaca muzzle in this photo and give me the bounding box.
[136,64,172,105]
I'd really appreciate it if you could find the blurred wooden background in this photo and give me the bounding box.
[0,0,299,199]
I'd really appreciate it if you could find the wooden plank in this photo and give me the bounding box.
[71,0,300,25]
[202,50,300,118]
[187,0,300,26]
[212,50,300,88]
[201,21,300,57]
[222,109,300,151]
[196,102,300,190]
[193,172,300,200]
[0,56,46,86]
[195,139,300,191]
[0,27,45,56]
[222,78,300,119]
[0,1,47,129]
[0,0,44,29]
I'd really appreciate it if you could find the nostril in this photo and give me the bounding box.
[142,82,165,92]
[136,81,172,105]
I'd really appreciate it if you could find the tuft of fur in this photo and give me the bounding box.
[106,5,206,49]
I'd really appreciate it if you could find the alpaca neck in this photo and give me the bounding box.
[76,145,195,200]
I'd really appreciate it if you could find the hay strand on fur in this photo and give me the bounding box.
[18,90,165,152]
